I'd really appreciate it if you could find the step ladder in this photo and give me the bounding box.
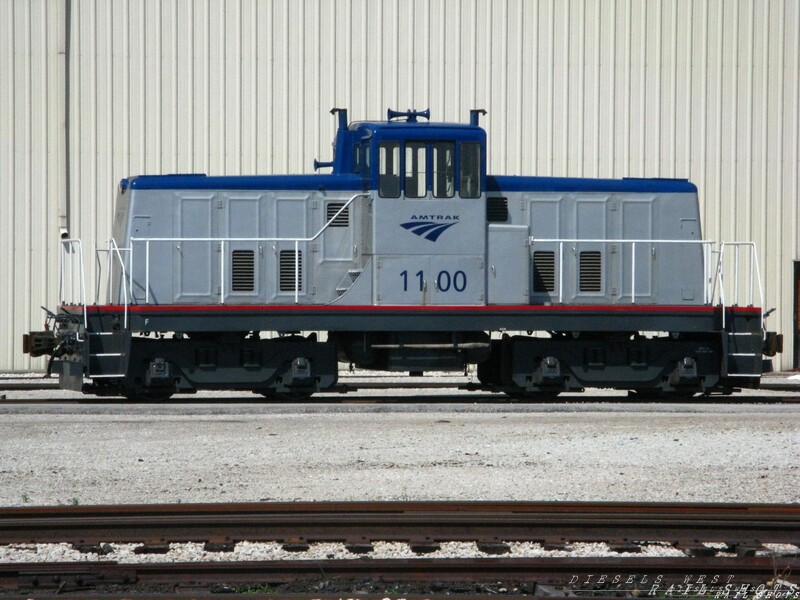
[723,331,762,378]
[86,331,128,379]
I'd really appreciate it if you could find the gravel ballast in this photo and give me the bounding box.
[1,383,799,564]
[0,391,797,507]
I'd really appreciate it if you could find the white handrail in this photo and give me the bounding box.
[529,237,715,304]
[529,237,765,324]
[59,239,88,329]
[714,242,764,328]
[130,192,368,305]
[106,238,130,329]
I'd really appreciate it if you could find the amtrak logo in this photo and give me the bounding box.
[400,215,459,242]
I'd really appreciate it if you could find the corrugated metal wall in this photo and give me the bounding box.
[1,0,66,372]
[3,0,799,371]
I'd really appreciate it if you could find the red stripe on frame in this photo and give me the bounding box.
[71,304,762,315]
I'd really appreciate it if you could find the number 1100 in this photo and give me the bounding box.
[400,269,467,292]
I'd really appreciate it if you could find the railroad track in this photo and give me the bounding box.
[3,501,800,547]
[0,502,798,598]
[1,557,797,598]
[2,390,800,405]
[2,375,800,402]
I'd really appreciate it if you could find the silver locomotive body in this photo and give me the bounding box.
[27,109,780,399]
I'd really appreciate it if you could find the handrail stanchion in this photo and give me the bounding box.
[108,240,114,305]
[118,244,129,328]
[708,242,714,305]
[68,242,73,303]
[71,244,76,305]
[220,240,225,304]
[121,246,128,328]
[718,243,727,328]
[72,242,75,304]
[734,245,740,306]
[752,243,761,308]
[558,242,564,304]
[65,242,70,303]
[294,239,300,304]
[93,239,98,305]
[80,241,88,329]
[701,243,706,304]
[703,242,709,305]
[749,245,754,307]
[129,241,134,305]
[631,242,636,304]
[64,241,69,304]
[59,241,65,305]
[710,247,721,307]
[145,241,151,304]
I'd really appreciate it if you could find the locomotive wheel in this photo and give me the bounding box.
[476,353,502,386]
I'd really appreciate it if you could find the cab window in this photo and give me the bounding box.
[379,139,479,199]
[379,142,400,198]
[459,142,481,198]
[362,142,371,176]
[433,142,455,198]
[405,142,426,198]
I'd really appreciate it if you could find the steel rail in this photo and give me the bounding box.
[3,376,799,395]
[1,502,798,546]
[3,386,800,405]
[0,557,796,596]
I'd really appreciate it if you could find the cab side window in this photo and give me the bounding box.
[459,142,481,198]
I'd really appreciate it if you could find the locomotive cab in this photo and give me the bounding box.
[326,109,494,372]
[356,109,488,306]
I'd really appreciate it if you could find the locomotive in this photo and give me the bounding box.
[24,108,781,400]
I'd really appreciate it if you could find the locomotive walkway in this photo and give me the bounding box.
[0,502,797,597]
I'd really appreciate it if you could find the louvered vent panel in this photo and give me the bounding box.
[533,251,556,292]
[579,251,602,292]
[279,250,303,292]
[231,250,255,292]
[486,197,509,222]
[326,203,349,227]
